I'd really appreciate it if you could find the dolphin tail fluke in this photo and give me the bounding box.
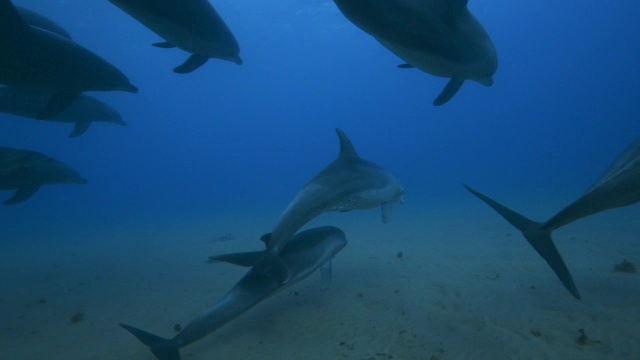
[433,78,464,106]
[119,323,181,360]
[463,184,581,300]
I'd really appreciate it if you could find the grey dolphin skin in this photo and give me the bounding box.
[108,0,242,73]
[120,226,348,360]
[16,6,71,39]
[0,146,87,205]
[0,0,138,120]
[0,87,125,138]
[333,0,497,106]
[464,137,640,299]
[256,128,403,283]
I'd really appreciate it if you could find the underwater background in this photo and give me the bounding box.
[1,1,639,359]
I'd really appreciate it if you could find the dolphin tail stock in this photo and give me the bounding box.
[463,184,581,300]
[120,324,181,360]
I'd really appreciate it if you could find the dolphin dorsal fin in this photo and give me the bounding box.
[260,233,272,247]
[335,128,358,159]
[0,0,29,33]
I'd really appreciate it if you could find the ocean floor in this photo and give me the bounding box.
[1,199,639,360]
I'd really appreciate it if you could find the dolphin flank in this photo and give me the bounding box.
[109,0,242,73]
[256,128,404,283]
[0,146,87,205]
[333,0,498,106]
[0,0,138,119]
[0,86,126,138]
[120,226,348,360]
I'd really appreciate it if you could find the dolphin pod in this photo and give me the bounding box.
[253,128,404,283]
[0,146,87,205]
[0,0,138,120]
[333,0,498,106]
[465,137,640,299]
[120,226,348,360]
[108,0,242,73]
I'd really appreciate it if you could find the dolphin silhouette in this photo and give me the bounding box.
[256,128,403,283]
[0,87,125,138]
[0,146,87,205]
[0,0,138,119]
[333,0,497,105]
[465,137,640,299]
[109,0,242,73]
[120,226,348,360]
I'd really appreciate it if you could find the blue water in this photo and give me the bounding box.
[1,1,639,358]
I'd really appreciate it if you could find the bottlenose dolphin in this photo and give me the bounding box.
[108,0,242,73]
[333,0,498,105]
[0,146,87,205]
[0,0,138,119]
[16,6,71,39]
[0,87,126,138]
[464,137,640,299]
[256,128,403,283]
[120,226,348,360]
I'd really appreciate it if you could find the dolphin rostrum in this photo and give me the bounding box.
[108,0,242,73]
[333,0,498,106]
[256,128,403,283]
[465,137,640,299]
[0,87,126,138]
[0,146,87,205]
[120,226,348,360]
[0,0,138,119]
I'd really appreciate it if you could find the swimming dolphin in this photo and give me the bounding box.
[464,137,640,299]
[16,6,71,39]
[108,0,242,73]
[256,128,403,283]
[333,0,498,105]
[0,0,138,119]
[120,226,348,360]
[0,87,126,138]
[0,146,87,205]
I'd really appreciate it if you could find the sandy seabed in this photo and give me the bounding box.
[1,200,639,360]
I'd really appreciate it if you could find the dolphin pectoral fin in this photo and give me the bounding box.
[37,91,80,119]
[207,251,264,267]
[381,203,392,224]
[120,324,180,360]
[69,120,91,138]
[397,63,414,69]
[5,183,41,205]
[463,184,581,299]
[173,54,209,74]
[152,41,175,49]
[320,260,332,291]
[433,78,464,106]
